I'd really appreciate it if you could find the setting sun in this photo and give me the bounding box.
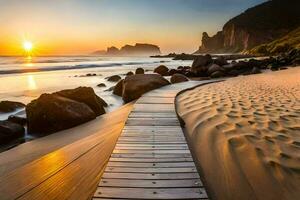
[23,41,33,52]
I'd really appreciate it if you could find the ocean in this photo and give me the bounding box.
[0,56,191,118]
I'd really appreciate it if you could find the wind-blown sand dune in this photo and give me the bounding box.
[176,68,300,200]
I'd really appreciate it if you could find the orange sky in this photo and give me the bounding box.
[0,0,265,56]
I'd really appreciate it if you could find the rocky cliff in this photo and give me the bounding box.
[195,0,300,54]
[106,43,161,56]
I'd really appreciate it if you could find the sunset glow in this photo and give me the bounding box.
[0,0,265,56]
[23,41,33,52]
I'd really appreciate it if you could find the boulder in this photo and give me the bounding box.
[168,69,179,76]
[170,74,189,84]
[232,61,250,70]
[106,75,121,82]
[222,64,235,71]
[135,68,145,74]
[8,115,27,126]
[207,64,224,75]
[86,73,97,77]
[0,120,25,144]
[122,74,170,103]
[97,83,106,87]
[126,71,134,76]
[154,65,169,76]
[251,67,262,74]
[55,87,107,115]
[113,79,124,96]
[210,71,225,78]
[191,54,212,76]
[214,56,228,66]
[0,101,25,113]
[26,94,96,135]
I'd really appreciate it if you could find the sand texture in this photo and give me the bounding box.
[176,68,300,200]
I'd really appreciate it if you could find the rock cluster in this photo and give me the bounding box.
[0,101,25,113]
[26,87,107,135]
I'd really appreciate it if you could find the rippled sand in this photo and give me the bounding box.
[176,68,300,200]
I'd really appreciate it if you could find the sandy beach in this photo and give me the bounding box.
[176,67,300,200]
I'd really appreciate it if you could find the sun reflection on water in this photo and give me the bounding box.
[27,75,37,90]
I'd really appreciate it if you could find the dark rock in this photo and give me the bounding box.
[122,74,170,103]
[0,120,25,144]
[232,61,250,70]
[106,75,121,82]
[8,115,27,126]
[97,83,106,87]
[191,55,212,76]
[168,69,179,76]
[55,87,107,115]
[183,66,191,70]
[154,65,169,76]
[251,67,262,74]
[207,64,224,75]
[105,86,115,92]
[113,79,124,97]
[227,69,240,76]
[135,68,145,74]
[210,71,225,78]
[214,56,228,66]
[222,64,235,71]
[170,74,189,84]
[173,53,198,60]
[86,73,97,77]
[0,101,25,113]
[26,94,96,135]
[126,71,134,76]
[279,67,288,70]
[177,66,184,70]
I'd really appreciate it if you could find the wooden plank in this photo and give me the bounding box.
[126,118,180,126]
[115,144,188,147]
[119,135,184,138]
[113,149,190,154]
[117,137,185,141]
[101,172,200,180]
[109,157,194,163]
[99,179,203,188]
[107,162,196,168]
[111,153,192,158]
[119,134,184,138]
[129,112,177,118]
[117,138,185,142]
[136,97,175,104]
[105,167,197,173]
[0,124,124,200]
[116,142,187,145]
[114,146,188,150]
[94,187,208,199]
[133,104,174,113]
[123,126,182,130]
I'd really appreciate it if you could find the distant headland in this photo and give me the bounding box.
[92,43,161,56]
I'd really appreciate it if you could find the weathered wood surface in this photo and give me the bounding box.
[0,103,134,200]
[93,81,212,199]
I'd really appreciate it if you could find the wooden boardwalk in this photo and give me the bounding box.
[93,82,212,200]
